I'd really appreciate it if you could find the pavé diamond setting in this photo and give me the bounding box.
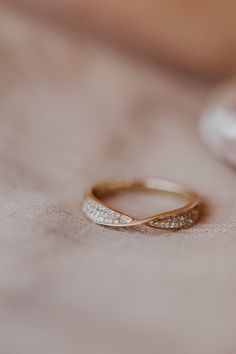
[82,198,133,226]
[82,177,202,231]
[147,206,200,229]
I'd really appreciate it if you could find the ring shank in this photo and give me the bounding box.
[92,177,198,203]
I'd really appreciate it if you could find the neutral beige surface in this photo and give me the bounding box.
[0,5,236,354]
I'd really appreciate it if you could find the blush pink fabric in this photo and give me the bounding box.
[0,4,236,354]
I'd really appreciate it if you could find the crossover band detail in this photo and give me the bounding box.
[82,177,201,230]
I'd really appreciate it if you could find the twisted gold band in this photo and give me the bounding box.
[82,177,201,230]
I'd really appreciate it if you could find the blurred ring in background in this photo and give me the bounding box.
[200,82,236,168]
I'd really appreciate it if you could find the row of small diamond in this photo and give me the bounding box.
[82,198,133,225]
[148,207,199,229]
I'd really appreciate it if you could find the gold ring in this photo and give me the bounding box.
[82,177,202,230]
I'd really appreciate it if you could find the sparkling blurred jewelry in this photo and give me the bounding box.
[82,177,202,230]
[200,105,236,167]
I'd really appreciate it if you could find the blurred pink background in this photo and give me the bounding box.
[4,0,236,77]
[0,2,236,354]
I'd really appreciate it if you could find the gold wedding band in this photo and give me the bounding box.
[82,177,201,230]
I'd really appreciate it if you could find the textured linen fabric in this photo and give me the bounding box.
[0,5,236,354]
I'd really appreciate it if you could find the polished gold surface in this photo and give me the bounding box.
[82,177,201,230]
